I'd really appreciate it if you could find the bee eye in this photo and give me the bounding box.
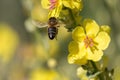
[49,17,56,20]
[50,17,57,21]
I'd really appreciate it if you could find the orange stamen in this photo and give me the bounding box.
[49,0,58,10]
[84,36,94,48]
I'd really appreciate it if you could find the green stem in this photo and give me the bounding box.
[90,61,98,71]
[61,7,78,31]
[67,8,77,27]
[90,61,105,80]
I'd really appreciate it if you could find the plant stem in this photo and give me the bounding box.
[67,9,77,27]
[90,61,105,80]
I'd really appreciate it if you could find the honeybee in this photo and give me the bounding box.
[32,17,59,40]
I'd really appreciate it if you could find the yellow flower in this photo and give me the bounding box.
[77,67,96,80]
[62,0,83,10]
[30,68,69,80]
[100,25,111,34]
[41,0,83,18]
[0,23,19,63]
[68,19,111,65]
[77,67,88,80]
[30,68,60,80]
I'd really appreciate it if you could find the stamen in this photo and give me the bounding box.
[49,0,57,10]
[50,0,56,3]
[84,36,94,48]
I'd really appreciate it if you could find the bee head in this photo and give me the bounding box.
[48,17,58,25]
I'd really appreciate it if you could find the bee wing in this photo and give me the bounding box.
[32,20,48,28]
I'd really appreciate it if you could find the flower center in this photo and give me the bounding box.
[49,0,58,10]
[84,36,94,48]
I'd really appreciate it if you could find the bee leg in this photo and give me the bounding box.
[56,24,60,27]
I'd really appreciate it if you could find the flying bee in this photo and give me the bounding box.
[48,17,59,40]
[32,17,59,40]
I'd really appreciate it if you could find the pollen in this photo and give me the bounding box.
[84,36,94,48]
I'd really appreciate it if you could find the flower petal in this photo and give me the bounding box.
[41,0,50,9]
[68,41,79,53]
[84,19,99,37]
[68,41,87,65]
[63,0,83,10]
[62,1,74,9]
[86,48,103,61]
[77,67,87,77]
[72,1,83,10]
[94,31,111,50]
[100,25,111,34]
[72,26,86,42]
[48,3,62,18]
[86,48,93,60]
[68,41,86,59]
[92,49,103,61]
[68,52,87,65]
[77,67,89,80]
[78,42,87,59]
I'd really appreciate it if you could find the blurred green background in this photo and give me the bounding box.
[0,0,120,80]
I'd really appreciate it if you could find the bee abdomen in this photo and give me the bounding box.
[48,27,58,40]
